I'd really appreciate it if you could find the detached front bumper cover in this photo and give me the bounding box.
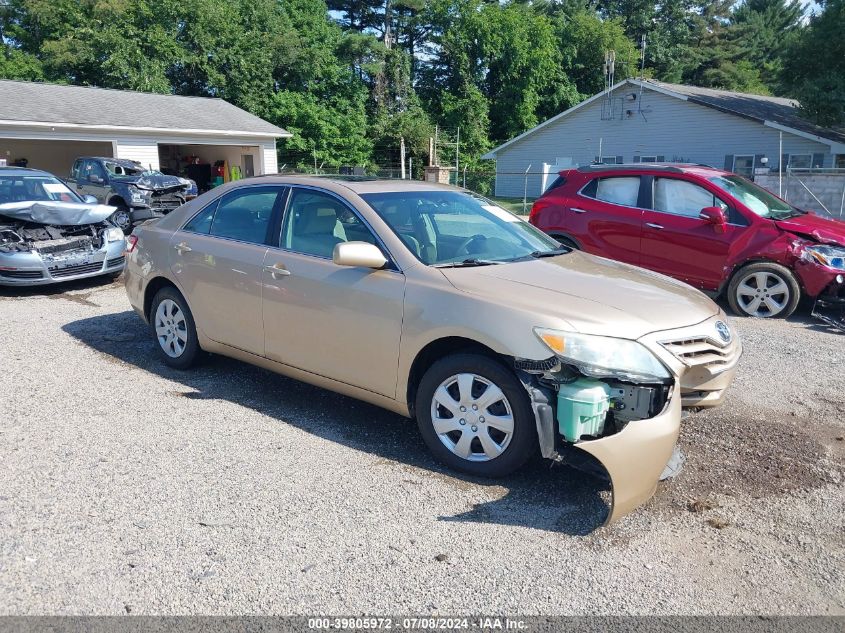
[572,384,681,524]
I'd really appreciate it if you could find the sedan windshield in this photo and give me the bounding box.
[0,175,82,204]
[709,175,802,219]
[362,190,563,266]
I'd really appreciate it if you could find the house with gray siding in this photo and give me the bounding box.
[482,79,845,199]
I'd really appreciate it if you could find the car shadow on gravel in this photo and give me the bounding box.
[63,310,611,536]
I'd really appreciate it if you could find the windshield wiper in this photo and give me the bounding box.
[529,246,569,258]
[433,258,503,268]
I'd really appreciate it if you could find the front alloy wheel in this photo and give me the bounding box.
[416,353,536,477]
[728,263,800,319]
[110,207,132,232]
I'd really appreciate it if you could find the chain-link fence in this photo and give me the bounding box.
[755,168,845,220]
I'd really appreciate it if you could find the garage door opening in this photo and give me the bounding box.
[158,143,261,194]
[0,139,113,179]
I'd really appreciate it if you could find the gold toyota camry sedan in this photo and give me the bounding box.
[125,176,741,523]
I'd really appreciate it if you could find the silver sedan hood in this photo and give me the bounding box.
[0,201,116,226]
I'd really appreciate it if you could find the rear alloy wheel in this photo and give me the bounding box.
[727,263,800,319]
[150,287,200,369]
[416,354,536,477]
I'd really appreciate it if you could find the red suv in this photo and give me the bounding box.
[529,164,845,323]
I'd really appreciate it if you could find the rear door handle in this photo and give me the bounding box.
[646,222,664,230]
[174,241,192,254]
[264,263,291,278]
[570,207,588,214]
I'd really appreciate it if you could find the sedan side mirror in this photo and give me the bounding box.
[699,206,727,234]
[82,195,98,204]
[333,241,388,269]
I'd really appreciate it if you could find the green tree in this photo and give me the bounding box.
[782,0,845,126]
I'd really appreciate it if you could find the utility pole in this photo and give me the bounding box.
[400,137,406,179]
[455,127,460,175]
[434,125,439,166]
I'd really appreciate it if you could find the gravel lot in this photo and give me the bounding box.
[1,276,843,615]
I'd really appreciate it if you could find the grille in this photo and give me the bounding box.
[0,269,44,279]
[661,337,737,369]
[106,256,125,268]
[150,194,185,212]
[49,261,104,278]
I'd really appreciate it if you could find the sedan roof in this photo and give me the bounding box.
[238,174,462,195]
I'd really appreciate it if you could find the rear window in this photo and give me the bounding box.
[581,176,640,207]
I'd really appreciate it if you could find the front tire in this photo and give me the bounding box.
[150,287,200,369]
[727,262,800,319]
[110,206,132,232]
[415,353,537,478]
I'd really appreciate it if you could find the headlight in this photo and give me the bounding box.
[534,327,671,382]
[803,245,845,271]
[103,227,124,242]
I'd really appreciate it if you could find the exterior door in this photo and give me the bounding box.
[640,176,739,291]
[169,185,286,356]
[262,187,405,398]
[78,159,109,201]
[571,175,644,265]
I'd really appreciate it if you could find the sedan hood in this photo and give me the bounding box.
[776,212,845,246]
[440,251,719,339]
[0,200,116,225]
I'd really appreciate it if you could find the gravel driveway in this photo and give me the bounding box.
[1,277,843,615]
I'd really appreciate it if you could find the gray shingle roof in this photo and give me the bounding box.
[0,79,289,137]
[646,80,845,145]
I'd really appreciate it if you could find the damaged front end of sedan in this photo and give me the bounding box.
[0,201,126,285]
[801,245,845,331]
[514,316,743,524]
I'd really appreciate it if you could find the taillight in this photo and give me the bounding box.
[124,235,138,254]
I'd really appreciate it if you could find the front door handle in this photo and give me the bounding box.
[174,241,192,254]
[646,222,664,230]
[264,263,291,279]
[570,207,588,214]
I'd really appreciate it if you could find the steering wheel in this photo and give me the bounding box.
[455,234,487,257]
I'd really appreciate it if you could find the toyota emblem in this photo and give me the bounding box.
[715,320,731,343]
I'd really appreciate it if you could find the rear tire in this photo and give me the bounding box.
[551,234,579,250]
[415,353,537,478]
[150,287,200,369]
[727,262,800,319]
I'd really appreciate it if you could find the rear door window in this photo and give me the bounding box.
[209,187,282,244]
[581,177,641,207]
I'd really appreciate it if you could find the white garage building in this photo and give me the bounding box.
[0,79,289,183]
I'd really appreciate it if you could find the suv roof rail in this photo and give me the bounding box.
[576,163,716,174]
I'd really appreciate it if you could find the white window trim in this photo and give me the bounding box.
[787,153,812,168]
[732,155,755,173]
[639,155,658,163]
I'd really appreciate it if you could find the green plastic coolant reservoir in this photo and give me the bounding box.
[556,378,612,442]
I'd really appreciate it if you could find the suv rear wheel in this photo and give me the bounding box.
[415,354,537,477]
[727,262,800,319]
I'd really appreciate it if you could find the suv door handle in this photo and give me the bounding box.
[646,222,664,230]
[264,263,291,278]
[174,241,192,254]
[570,207,588,214]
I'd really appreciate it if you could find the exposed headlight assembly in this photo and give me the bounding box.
[534,327,671,383]
[803,245,845,271]
[103,227,125,242]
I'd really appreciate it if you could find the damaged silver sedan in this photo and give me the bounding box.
[0,167,126,286]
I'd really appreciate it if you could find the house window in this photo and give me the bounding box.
[836,155,845,169]
[637,155,665,163]
[732,155,755,178]
[788,154,812,169]
[594,156,623,164]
